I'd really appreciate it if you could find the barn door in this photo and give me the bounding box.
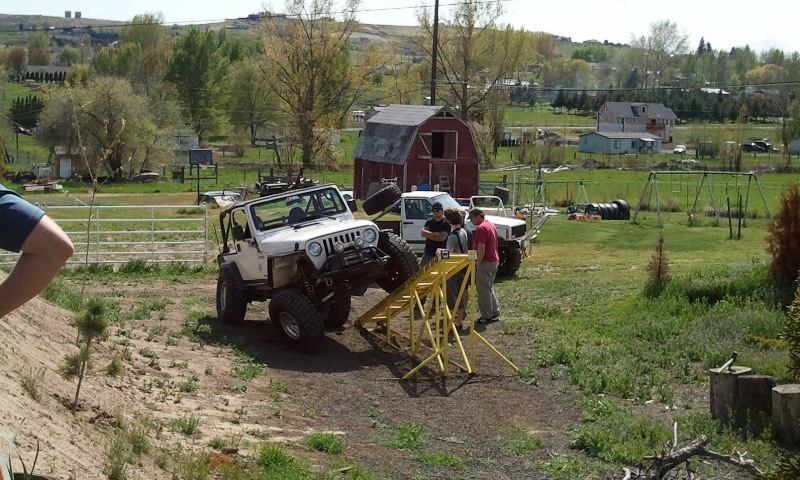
[429,162,457,198]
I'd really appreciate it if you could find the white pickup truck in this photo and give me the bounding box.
[370,189,535,277]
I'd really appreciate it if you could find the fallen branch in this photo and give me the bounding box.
[625,434,764,479]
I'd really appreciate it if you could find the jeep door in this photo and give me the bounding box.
[402,198,429,254]
[230,209,263,280]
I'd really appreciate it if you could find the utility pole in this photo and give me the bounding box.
[429,0,440,106]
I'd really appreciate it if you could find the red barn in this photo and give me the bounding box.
[353,105,480,199]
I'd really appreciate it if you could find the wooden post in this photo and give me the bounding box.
[772,384,800,445]
[709,365,751,422]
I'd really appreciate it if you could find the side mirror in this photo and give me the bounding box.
[347,199,358,212]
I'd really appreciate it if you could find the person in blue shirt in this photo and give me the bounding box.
[0,184,74,318]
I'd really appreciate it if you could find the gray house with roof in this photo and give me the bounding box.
[578,132,662,154]
[597,102,677,143]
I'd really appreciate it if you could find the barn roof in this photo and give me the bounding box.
[353,105,458,165]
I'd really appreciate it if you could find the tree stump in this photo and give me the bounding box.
[709,365,751,422]
[772,384,800,445]
[736,375,776,415]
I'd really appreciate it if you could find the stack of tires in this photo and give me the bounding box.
[584,199,630,221]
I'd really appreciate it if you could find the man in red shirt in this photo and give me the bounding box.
[468,208,500,323]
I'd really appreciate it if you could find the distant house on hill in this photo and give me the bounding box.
[579,132,662,154]
[596,101,677,143]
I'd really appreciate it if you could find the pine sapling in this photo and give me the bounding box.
[59,298,109,411]
[645,234,670,297]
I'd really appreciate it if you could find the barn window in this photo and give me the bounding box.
[431,132,445,158]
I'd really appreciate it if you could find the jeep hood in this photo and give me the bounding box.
[255,218,380,256]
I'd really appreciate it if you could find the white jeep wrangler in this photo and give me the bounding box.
[216,184,418,352]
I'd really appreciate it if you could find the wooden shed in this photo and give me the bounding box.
[353,105,480,200]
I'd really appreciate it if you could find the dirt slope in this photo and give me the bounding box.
[0,271,587,479]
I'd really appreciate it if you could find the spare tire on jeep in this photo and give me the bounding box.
[363,184,402,215]
[376,232,419,293]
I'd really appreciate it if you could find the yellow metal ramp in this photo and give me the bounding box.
[356,254,518,379]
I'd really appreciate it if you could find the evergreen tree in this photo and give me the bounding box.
[697,37,706,55]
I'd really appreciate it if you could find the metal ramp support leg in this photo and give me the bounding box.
[357,255,519,378]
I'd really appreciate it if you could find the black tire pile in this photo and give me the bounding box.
[585,199,630,220]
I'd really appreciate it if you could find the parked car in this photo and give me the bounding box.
[742,143,766,153]
[753,140,771,152]
[673,144,687,154]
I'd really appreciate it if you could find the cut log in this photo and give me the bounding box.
[772,384,800,445]
[736,375,776,416]
[709,365,751,422]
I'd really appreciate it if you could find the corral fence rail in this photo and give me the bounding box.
[0,204,209,267]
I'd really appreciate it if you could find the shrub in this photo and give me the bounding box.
[766,184,800,284]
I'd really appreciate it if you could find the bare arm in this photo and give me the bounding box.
[475,242,486,264]
[0,215,74,318]
[421,229,449,242]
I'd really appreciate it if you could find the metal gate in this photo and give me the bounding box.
[0,203,209,267]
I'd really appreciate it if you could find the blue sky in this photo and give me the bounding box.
[3,0,798,54]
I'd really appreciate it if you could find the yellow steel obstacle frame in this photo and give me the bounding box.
[356,254,519,379]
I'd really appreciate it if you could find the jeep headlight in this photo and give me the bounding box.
[354,236,365,248]
[308,242,323,257]
[333,242,345,253]
[363,228,377,243]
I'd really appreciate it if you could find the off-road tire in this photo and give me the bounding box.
[376,232,419,293]
[363,184,402,215]
[269,290,324,353]
[324,296,352,328]
[497,247,522,277]
[216,269,247,325]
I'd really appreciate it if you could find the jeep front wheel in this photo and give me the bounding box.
[324,296,351,328]
[216,269,247,325]
[376,232,419,293]
[497,247,522,277]
[269,290,324,353]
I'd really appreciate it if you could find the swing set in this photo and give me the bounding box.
[632,170,773,227]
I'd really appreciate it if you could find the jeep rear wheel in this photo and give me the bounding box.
[498,247,522,277]
[363,184,402,215]
[324,296,351,328]
[216,269,247,325]
[376,232,419,293]
[269,290,324,353]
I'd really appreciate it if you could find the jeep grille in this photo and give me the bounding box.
[322,231,361,256]
[512,224,526,238]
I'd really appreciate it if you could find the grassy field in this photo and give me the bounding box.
[38,195,793,477]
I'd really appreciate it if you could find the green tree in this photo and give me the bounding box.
[27,31,51,66]
[229,58,273,146]
[5,46,28,77]
[417,0,525,121]
[260,0,373,167]
[36,77,155,181]
[119,13,171,95]
[57,46,80,66]
[166,27,229,144]
[542,57,592,88]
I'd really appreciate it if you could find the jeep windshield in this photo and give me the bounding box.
[250,187,347,231]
